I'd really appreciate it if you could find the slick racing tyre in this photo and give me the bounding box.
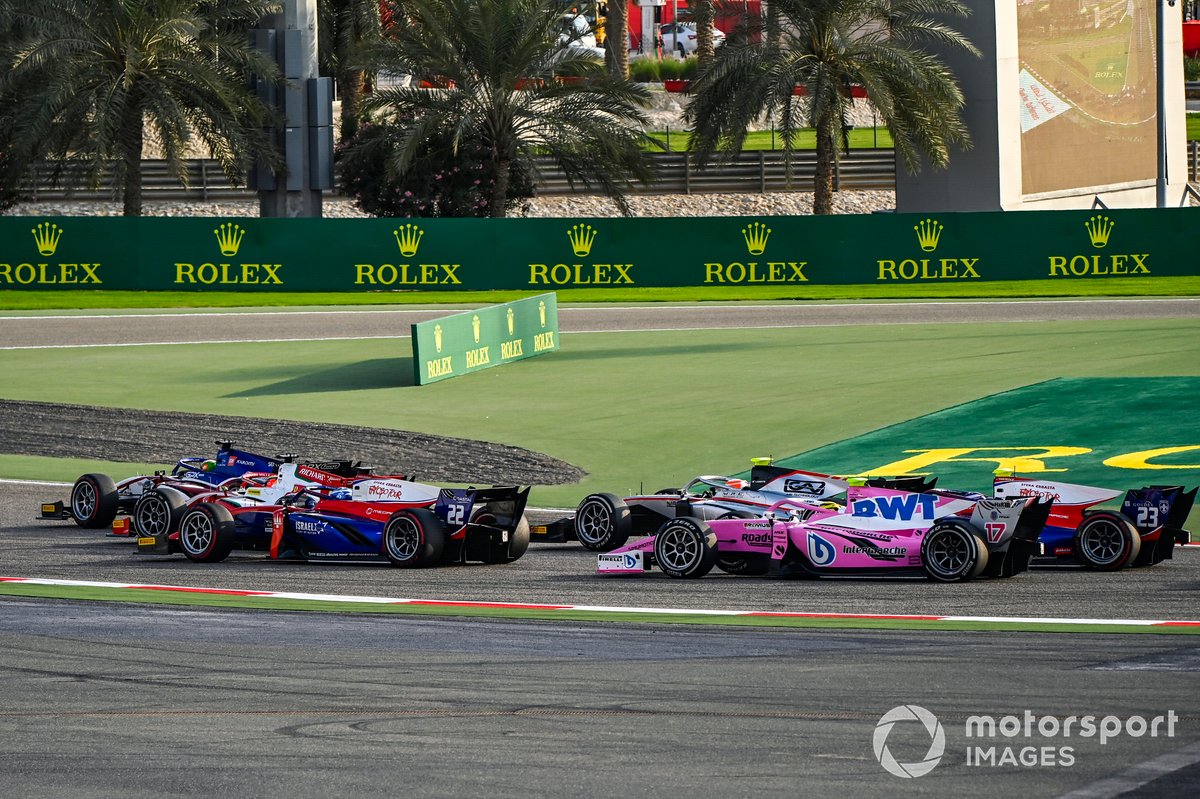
[653,517,717,579]
[132,488,187,538]
[69,473,119,529]
[921,520,988,582]
[574,493,633,551]
[383,508,447,567]
[1074,512,1141,571]
[715,555,771,575]
[178,503,236,563]
[477,512,531,564]
[714,512,770,575]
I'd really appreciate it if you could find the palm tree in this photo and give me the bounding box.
[0,0,282,216]
[692,0,716,62]
[319,0,382,141]
[685,0,979,214]
[362,0,655,217]
[605,0,629,78]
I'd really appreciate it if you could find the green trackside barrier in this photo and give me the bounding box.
[411,292,560,385]
[1,209,1196,291]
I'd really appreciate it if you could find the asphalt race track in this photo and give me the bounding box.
[2,300,1200,798]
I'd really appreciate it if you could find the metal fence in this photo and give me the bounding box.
[18,144,1200,202]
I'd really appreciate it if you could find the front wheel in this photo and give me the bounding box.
[574,493,633,551]
[383,508,446,567]
[132,488,187,538]
[653,517,717,579]
[921,521,988,582]
[178,503,236,563]
[1074,512,1141,570]
[70,473,119,529]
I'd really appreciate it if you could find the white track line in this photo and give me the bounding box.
[0,298,1193,322]
[1056,739,1200,799]
[2,576,1199,627]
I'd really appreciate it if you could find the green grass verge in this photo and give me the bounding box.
[2,276,1198,311]
[1,583,1195,633]
[2,318,1198,508]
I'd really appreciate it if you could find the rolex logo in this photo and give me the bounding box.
[214,222,246,257]
[567,224,598,257]
[472,314,481,343]
[1085,215,1114,249]
[539,301,546,327]
[32,222,63,256]
[394,223,424,257]
[506,307,515,335]
[434,324,443,353]
[742,221,771,255]
[914,218,943,252]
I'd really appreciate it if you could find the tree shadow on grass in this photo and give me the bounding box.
[224,358,414,397]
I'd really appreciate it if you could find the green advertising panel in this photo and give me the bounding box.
[411,293,559,385]
[0,208,1195,291]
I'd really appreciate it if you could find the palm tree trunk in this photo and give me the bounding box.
[339,69,365,141]
[491,155,509,218]
[120,102,145,217]
[607,0,628,79]
[694,0,715,62]
[813,112,835,215]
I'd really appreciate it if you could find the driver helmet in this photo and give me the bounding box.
[724,478,749,490]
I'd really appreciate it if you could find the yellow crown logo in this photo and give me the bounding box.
[742,221,771,255]
[434,324,443,353]
[32,222,63,256]
[914,218,943,252]
[1084,215,1114,249]
[538,300,546,328]
[506,307,515,335]
[214,222,246,257]
[393,223,424,257]
[567,224,598,257]
[472,314,481,343]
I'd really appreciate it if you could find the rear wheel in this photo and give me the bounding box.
[383,508,446,567]
[921,521,987,582]
[574,493,633,551]
[70,473,119,529]
[132,489,187,538]
[178,503,236,563]
[1074,512,1141,570]
[653,517,717,579]
[478,512,530,564]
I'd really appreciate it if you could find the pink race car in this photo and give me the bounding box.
[596,483,1051,582]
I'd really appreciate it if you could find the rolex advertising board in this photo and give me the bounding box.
[0,209,1195,291]
[411,293,559,385]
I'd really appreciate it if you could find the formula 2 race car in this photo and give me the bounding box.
[992,472,1195,570]
[39,439,367,532]
[136,480,530,567]
[596,483,1051,581]
[38,441,303,529]
[533,460,936,551]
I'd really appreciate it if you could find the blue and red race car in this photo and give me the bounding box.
[993,472,1194,569]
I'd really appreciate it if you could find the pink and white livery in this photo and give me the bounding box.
[596,483,1051,582]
